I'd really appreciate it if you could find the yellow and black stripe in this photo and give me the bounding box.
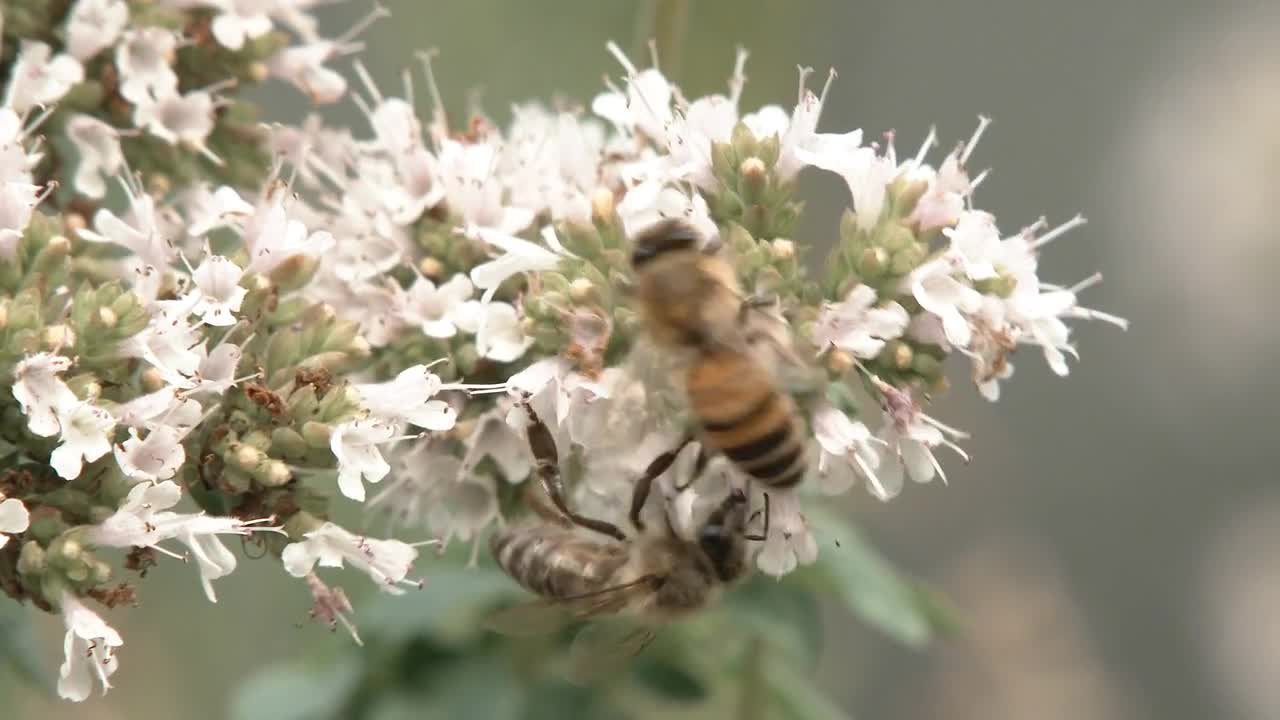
[685,349,807,489]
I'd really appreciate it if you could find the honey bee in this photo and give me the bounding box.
[487,397,768,681]
[627,218,808,528]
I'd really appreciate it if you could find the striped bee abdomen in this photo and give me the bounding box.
[490,526,628,600]
[685,349,807,489]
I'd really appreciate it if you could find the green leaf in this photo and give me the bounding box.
[411,651,524,720]
[767,657,852,720]
[723,576,823,667]
[0,602,53,696]
[358,564,520,644]
[796,507,937,648]
[230,656,363,720]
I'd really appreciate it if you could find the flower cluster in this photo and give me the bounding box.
[0,2,1124,704]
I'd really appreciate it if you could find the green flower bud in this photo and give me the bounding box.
[894,178,930,218]
[739,156,768,205]
[268,254,320,292]
[711,140,736,180]
[230,444,265,472]
[886,340,914,370]
[769,238,796,262]
[418,256,445,279]
[731,121,760,158]
[590,187,616,223]
[877,222,915,252]
[271,427,308,457]
[569,277,596,304]
[857,247,890,279]
[42,324,76,350]
[757,133,782,170]
[889,242,928,276]
[287,384,319,418]
[300,421,333,448]
[17,541,47,577]
[91,559,113,585]
[911,352,943,379]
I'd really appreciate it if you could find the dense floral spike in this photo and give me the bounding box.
[0,2,1122,700]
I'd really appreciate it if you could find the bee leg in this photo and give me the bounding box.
[743,492,770,542]
[519,395,626,541]
[629,433,696,532]
[673,443,712,492]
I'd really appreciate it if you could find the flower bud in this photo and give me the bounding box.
[590,186,616,222]
[42,324,76,350]
[269,254,320,292]
[739,156,768,203]
[92,559,113,584]
[889,242,928,276]
[770,238,796,261]
[147,174,171,197]
[141,367,166,392]
[0,304,7,330]
[271,427,308,458]
[232,444,265,471]
[418,256,445,279]
[96,306,118,329]
[857,247,889,279]
[64,213,87,234]
[877,222,914,252]
[17,541,47,576]
[249,61,270,82]
[255,459,293,487]
[911,352,943,379]
[347,335,371,359]
[568,277,596,303]
[889,341,914,370]
[300,421,332,448]
[826,349,855,375]
[894,179,930,218]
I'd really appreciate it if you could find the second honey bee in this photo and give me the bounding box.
[627,219,809,519]
[487,397,766,680]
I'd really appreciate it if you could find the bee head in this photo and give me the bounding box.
[630,219,702,269]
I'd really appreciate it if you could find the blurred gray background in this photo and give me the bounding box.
[13,0,1280,717]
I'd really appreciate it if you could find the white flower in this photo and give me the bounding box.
[870,379,969,500]
[58,592,122,701]
[804,144,895,231]
[114,387,202,430]
[184,185,255,237]
[466,225,572,303]
[64,0,129,62]
[241,191,335,275]
[399,273,474,338]
[500,104,604,223]
[116,28,179,105]
[330,418,396,502]
[187,254,246,326]
[12,352,77,437]
[452,300,533,363]
[270,42,349,104]
[282,522,421,593]
[209,0,274,51]
[87,480,280,601]
[352,364,458,431]
[813,284,909,358]
[0,181,41,258]
[65,115,124,200]
[77,177,175,268]
[942,210,1001,282]
[906,256,984,348]
[3,41,84,114]
[436,138,535,234]
[616,180,708,240]
[188,341,246,396]
[0,494,30,549]
[593,42,675,144]
[113,425,186,483]
[134,89,221,165]
[122,305,204,388]
[811,401,883,497]
[50,400,116,480]
[505,357,615,433]
[756,490,817,577]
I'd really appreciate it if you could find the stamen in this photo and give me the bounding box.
[352,60,383,105]
[415,49,448,137]
[728,47,749,106]
[335,3,389,46]
[912,126,938,167]
[1031,213,1086,250]
[795,65,814,105]
[606,41,641,78]
[959,115,992,165]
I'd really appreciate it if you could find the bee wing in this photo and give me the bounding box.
[483,574,657,638]
[482,599,577,638]
[566,620,660,685]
